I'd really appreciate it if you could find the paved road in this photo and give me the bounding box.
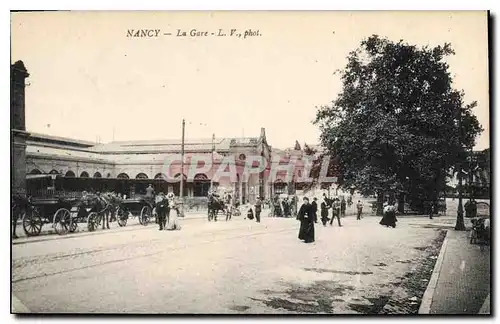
[13,215,445,314]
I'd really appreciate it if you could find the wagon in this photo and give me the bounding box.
[67,195,112,233]
[116,196,156,227]
[22,197,76,237]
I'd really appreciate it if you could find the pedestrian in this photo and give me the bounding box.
[145,184,155,201]
[320,198,330,226]
[329,198,342,227]
[380,200,397,228]
[156,193,168,230]
[340,198,346,218]
[311,197,318,223]
[297,197,315,243]
[274,194,283,217]
[255,197,262,223]
[282,198,291,218]
[356,200,363,220]
[247,205,254,220]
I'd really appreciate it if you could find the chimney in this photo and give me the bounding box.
[260,127,266,139]
[11,60,30,131]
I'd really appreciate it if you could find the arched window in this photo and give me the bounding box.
[174,173,187,181]
[136,173,148,179]
[154,173,166,180]
[194,173,209,181]
[80,171,89,178]
[49,170,59,175]
[94,172,102,178]
[65,170,75,177]
[117,173,129,179]
[29,169,42,175]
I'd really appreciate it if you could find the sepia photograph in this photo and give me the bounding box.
[10,10,490,315]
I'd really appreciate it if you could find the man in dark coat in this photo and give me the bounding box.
[298,197,315,243]
[320,198,330,226]
[311,197,318,223]
[255,197,262,223]
[340,198,347,217]
[155,193,168,230]
[329,198,342,227]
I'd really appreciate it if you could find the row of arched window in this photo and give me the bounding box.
[28,169,212,181]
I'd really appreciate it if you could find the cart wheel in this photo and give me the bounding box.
[116,207,128,227]
[22,208,43,237]
[53,208,71,235]
[87,212,99,232]
[69,221,78,233]
[140,206,151,226]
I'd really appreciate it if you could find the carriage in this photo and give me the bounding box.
[207,194,231,222]
[18,191,117,237]
[13,196,73,237]
[116,196,156,227]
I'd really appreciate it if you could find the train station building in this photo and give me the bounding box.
[12,60,315,204]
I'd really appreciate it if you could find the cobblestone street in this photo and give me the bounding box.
[12,214,446,314]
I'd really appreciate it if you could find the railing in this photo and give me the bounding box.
[27,189,83,199]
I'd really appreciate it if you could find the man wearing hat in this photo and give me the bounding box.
[156,192,168,230]
[255,197,262,223]
[297,197,315,243]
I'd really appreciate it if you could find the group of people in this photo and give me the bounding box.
[296,194,367,244]
[245,197,262,223]
[271,195,297,218]
[145,184,181,231]
[296,194,359,243]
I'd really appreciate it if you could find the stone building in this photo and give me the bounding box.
[14,60,318,204]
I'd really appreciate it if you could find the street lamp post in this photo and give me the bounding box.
[455,108,466,231]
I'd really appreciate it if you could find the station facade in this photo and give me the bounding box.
[14,60,314,204]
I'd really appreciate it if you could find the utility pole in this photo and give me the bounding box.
[211,133,215,191]
[179,119,185,217]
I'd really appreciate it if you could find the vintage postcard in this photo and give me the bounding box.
[10,11,490,315]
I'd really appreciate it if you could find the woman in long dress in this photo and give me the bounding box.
[166,193,182,231]
[297,197,315,243]
[379,201,397,228]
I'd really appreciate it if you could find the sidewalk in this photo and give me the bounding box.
[419,229,491,315]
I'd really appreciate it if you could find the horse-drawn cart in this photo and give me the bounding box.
[20,192,114,236]
[116,196,156,227]
[22,197,75,236]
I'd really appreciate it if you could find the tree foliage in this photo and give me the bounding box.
[314,35,483,210]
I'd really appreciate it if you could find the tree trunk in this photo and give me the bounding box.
[398,192,405,214]
[376,191,384,216]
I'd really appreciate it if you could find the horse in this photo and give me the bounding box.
[81,192,112,230]
[101,192,122,227]
[207,193,225,222]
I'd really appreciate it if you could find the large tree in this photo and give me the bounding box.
[314,35,482,216]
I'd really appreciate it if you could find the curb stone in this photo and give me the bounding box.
[418,230,449,314]
[478,294,490,314]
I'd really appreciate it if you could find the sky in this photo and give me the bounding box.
[11,11,489,150]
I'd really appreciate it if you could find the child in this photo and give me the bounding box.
[247,206,254,220]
